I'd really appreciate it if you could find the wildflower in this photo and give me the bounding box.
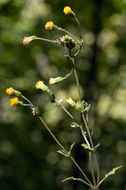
[10,97,19,106]
[66,97,76,107]
[5,87,14,95]
[63,6,73,15]
[35,80,50,92]
[5,87,22,97]
[49,77,63,85]
[23,36,36,45]
[45,21,54,30]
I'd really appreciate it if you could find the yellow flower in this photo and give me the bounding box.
[66,97,72,103]
[23,37,32,45]
[63,6,73,15]
[45,21,54,30]
[35,80,50,92]
[10,97,19,106]
[5,87,14,95]
[66,97,76,107]
[35,80,44,89]
[23,36,36,45]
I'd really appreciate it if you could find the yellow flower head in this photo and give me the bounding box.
[63,6,72,15]
[35,80,50,92]
[23,37,32,45]
[10,97,19,106]
[45,21,54,30]
[66,97,72,103]
[5,87,14,95]
[35,80,44,89]
[66,97,76,107]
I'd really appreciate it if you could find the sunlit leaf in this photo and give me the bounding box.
[81,143,100,152]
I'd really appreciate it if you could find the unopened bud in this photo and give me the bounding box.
[23,36,36,45]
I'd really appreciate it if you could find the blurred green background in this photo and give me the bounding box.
[0,0,126,189]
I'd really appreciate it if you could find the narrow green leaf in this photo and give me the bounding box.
[57,150,68,157]
[93,143,100,152]
[62,176,91,186]
[99,165,122,185]
[68,142,75,156]
[81,143,93,151]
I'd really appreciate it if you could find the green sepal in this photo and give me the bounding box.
[14,90,21,97]
[81,143,100,152]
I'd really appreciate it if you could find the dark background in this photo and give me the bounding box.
[0,0,126,189]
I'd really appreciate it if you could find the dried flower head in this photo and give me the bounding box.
[5,87,14,95]
[63,6,73,15]
[10,97,19,106]
[45,21,54,30]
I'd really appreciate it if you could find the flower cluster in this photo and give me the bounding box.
[66,97,90,113]
[5,87,22,106]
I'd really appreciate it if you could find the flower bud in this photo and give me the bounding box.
[23,36,36,45]
[66,97,76,107]
[49,77,63,85]
[35,80,50,92]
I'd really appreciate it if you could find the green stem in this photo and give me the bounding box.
[21,95,93,187]
[73,13,83,41]
[73,66,81,101]
[38,115,92,187]
[82,113,93,147]
[82,113,100,186]
[55,26,81,46]
[80,125,96,187]
[71,61,99,187]
[55,99,79,125]
[36,37,60,45]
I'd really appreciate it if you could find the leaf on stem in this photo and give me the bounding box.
[62,176,91,186]
[81,143,100,152]
[68,142,75,156]
[99,165,122,185]
[57,150,68,157]
[57,143,75,157]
